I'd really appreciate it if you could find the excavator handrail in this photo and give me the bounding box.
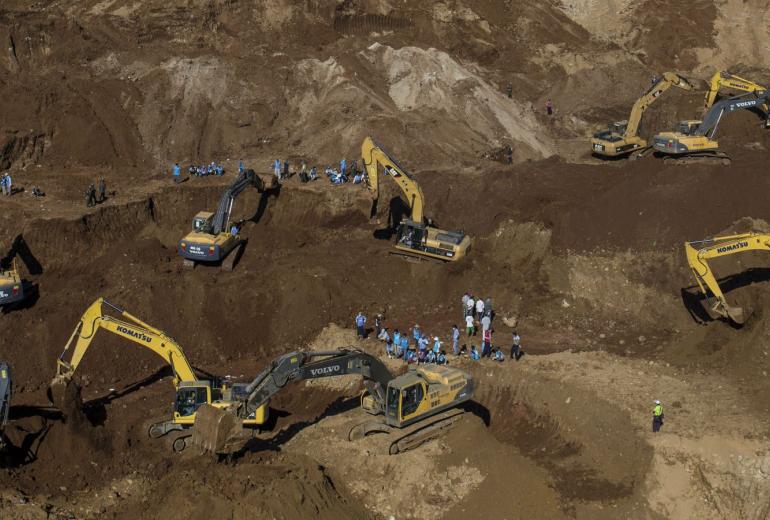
[240,348,394,418]
[362,136,426,223]
[55,298,198,384]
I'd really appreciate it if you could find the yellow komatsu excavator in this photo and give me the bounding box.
[178,169,276,270]
[685,232,770,324]
[704,71,769,122]
[591,72,695,158]
[192,348,474,455]
[653,90,770,164]
[49,298,268,452]
[361,136,471,261]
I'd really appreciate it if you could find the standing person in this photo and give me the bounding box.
[506,83,513,99]
[5,173,11,196]
[283,160,290,180]
[482,328,492,358]
[412,324,421,344]
[355,312,367,339]
[310,166,318,180]
[476,297,485,321]
[545,98,553,116]
[230,224,239,236]
[451,324,460,355]
[466,295,475,317]
[85,183,97,207]
[652,400,664,433]
[172,162,181,182]
[511,331,522,360]
[400,335,409,359]
[506,145,513,165]
[238,159,245,174]
[340,158,347,177]
[484,297,493,317]
[0,174,7,196]
[274,159,281,180]
[375,313,384,337]
[418,334,429,353]
[432,336,441,355]
[465,314,475,336]
[481,313,491,333]
[98,178,106,203]
[393,329,402,357]
[461,292,470,320]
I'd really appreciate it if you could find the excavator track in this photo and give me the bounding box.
[388,250,446,264]
[221,239,246,272]
[348,408,464,455]
[663,152,731,165]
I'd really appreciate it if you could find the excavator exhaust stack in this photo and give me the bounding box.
[191,404,242,454]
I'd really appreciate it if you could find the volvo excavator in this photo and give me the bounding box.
[192,348,474,455]
[0,362,10,452]
[685,232,770,325]
[178,169,276,270]
[704,71,769,122]
[653,90,770,164]
[362,136,471,262]
[49,298,268,452]
[591,72,695,158]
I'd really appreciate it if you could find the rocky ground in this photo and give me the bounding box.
[0,1,769,519]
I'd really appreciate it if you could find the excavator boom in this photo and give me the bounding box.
[362,137,425,223]
[50,298,198,407]
[685,232,770,324]
[704,71,767,109]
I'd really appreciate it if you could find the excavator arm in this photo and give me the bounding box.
[694,90,770,138]
[54,298,197,385]
[704,71,767,109]
[211,169,275,235]
[685,232,770,324]
[362,136,426,223]
[240,349,393,418]
[624,72,695,139]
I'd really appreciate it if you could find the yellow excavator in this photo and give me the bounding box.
[653,90,770,164]
[192,348,474,455]
[0,259,23,307]
[704,71,769,122]
[361,136,471,261]
[49,298,268,452]
[178,169,276,270]
[685,232,770,324]
[591,72,696,158]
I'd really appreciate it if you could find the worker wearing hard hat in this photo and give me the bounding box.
[652,400,664,433]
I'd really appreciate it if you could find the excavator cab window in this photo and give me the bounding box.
[400,383,424,420]
[192,215,212,234]
[175,386,208,418]
[386,386,400,418]
[399,222,424,250]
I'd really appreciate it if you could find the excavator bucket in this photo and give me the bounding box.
[725,305,746,325]
[191,404,241,454]
[48,375,75,411]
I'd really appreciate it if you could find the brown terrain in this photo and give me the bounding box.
[1,1,769,519]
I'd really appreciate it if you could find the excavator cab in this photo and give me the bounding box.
[173,382,212,421]
[396,220,469,261]
[676,120,702,135]
[191,211,214,235]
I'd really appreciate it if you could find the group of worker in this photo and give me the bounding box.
[379,324,449,366]
[188,161,225,177]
